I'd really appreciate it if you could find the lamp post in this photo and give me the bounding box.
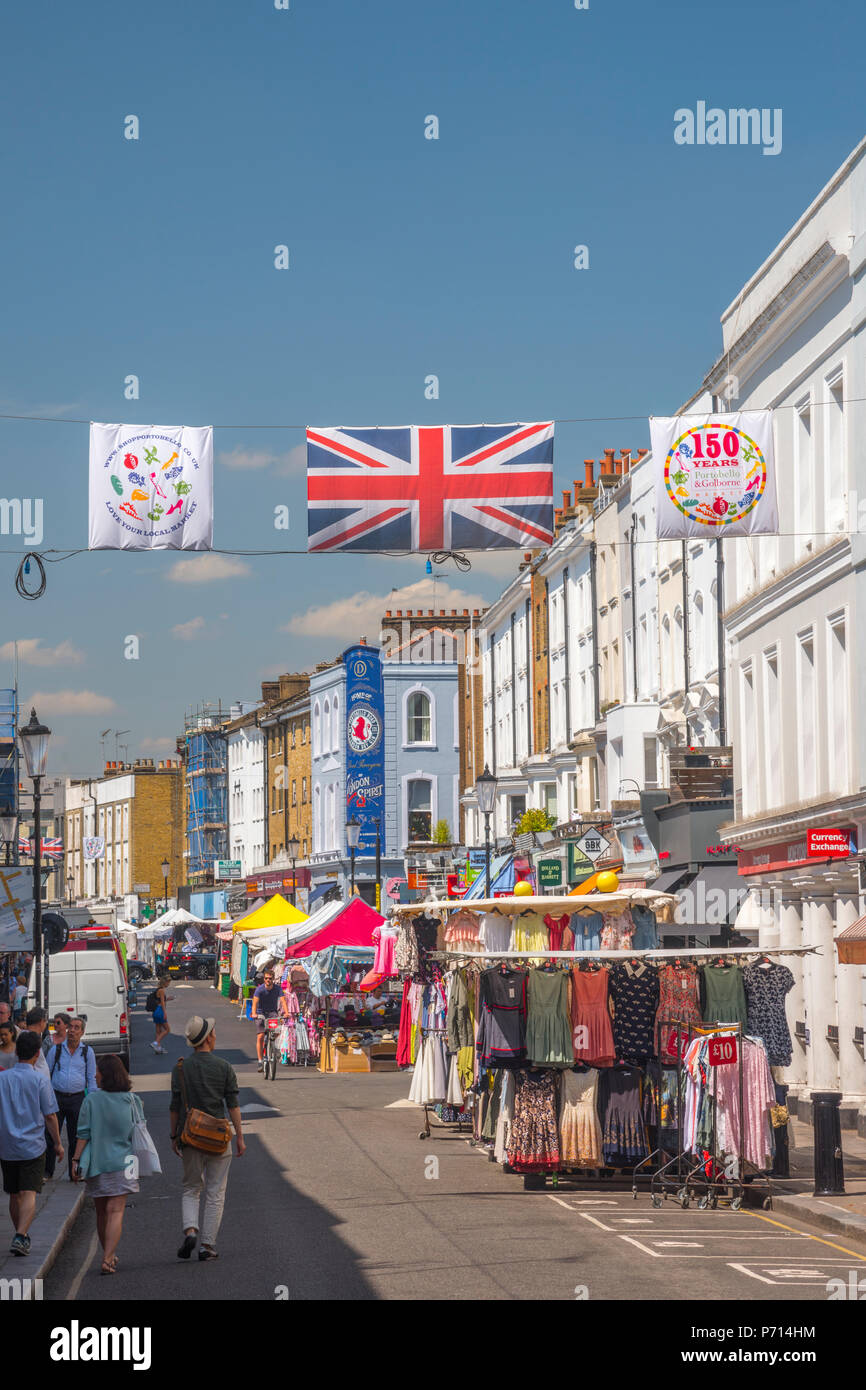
[161,857,170,913]
[475,764,497,900]
[346,815,361,899]
[66,872,74,906]
[287,833,301,908]
[18,708,51,1008]
[0,809,16,867]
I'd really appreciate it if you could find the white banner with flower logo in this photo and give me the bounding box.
[650,410,778,539]
[89,423,213,550]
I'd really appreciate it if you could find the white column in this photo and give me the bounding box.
[805,893,840,1094]
[835,889,866,1118]
[776,891,806,1099]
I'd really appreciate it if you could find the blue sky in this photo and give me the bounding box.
[0,0,863,776]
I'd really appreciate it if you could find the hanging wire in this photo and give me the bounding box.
[14,553,47,599]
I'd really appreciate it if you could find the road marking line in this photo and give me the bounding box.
[576,1212,618,1233]
[617,1235,662,1257]
[745,1209,866,1261]
[65,1226,100,1301]
[548,1197,575,1211]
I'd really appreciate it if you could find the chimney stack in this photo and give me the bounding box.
[603,448,616,474]
[583,460,594,487]
[562,489,572,510]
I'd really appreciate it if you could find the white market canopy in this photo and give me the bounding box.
[391,890,675,916]
[152,907,207,928]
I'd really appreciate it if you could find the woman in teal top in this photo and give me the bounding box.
[71,1054,141,1275]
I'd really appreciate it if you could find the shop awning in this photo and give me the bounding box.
[666,864,748,937]
[650,867,693,895]
[837,916,866,965]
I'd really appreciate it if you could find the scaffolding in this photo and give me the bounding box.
[180,702,228,880]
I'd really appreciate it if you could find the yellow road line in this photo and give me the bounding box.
[745,1208,866,1261]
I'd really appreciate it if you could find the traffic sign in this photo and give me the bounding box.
[574,828,611,862]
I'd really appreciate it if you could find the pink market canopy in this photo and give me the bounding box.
[285,897,384,958]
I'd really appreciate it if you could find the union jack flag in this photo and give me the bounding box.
[306,422,554,552]
[18,837,63,860]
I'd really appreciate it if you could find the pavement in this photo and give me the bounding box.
[6,981,866,1300]
[765,1115,866,1250]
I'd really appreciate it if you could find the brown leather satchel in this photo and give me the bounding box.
[177,1058,232,1154]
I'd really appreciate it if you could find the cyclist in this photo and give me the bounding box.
[251,970,288,1072]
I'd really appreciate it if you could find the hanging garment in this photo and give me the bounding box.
[631,904,659,950]
[512,913,549,956]
[570,967,616,1067]
[526,970,574,1067]
[408,1032,448,1105]
[371,924,398,976]
[655,963,702,1054]
[608,961,660,1061]
[598,1067,648,1167]
[444,909,481,944]
[493,1070,516,1164]
[479,912,511,954]
[713,1036,776,1170]
[476,968,528,1068]
[700,964,748,1028]
[446,969,474,1052]
[600,909,636,952]
[446,1053,465,1106]
[543,914,574,952]
[506,1070,561,1172]
[742,963,795,1066]
[559,1068,603,1167]
[571,911,603,953]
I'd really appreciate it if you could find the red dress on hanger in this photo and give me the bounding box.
[570,967,616,1067]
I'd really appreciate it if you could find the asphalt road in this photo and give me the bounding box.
[43,982,866,1303]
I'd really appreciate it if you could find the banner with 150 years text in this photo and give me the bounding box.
[650,410,778,538]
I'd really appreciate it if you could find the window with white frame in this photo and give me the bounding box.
[332,696,339,749]
[824,369,845,532]
[644,735,658,788]
[827,613,849,795]
[312,703,321,757]
[762,647,781,807]
[796,629,817,801]
[407,779,432,842]
[323,699,331,754]
[693,591,705,678]
[794,398,813,556]
[661,615,672,693]
[740,663,759,816]
[673,607,684,689]
[542,782,558,821]
[406,690,432,744]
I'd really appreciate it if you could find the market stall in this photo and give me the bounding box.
[388,890,813,1205]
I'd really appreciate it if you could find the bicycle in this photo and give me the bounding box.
[263,1014,283,1081]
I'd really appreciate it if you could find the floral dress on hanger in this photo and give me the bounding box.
[655,963,701,1055]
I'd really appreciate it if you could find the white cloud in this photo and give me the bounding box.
[167,555,250,584]
[26,690,116,715]
[0,639,84,667]
[171,616,206,640]
[283,577,489,641]
[218,444,305,475]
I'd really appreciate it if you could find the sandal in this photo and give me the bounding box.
[100,1259,117,1276]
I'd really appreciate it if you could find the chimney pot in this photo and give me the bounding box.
[473,609,479,616]
[583,460,594,487]
[385,610,391,618]
[524,552,532,562]
[637,447,648,459]
[614,458,623,476]
[359,635,367,645]
[562,489,572,509]
[462,609,469,615]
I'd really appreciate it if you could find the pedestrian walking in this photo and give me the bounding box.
[48,1015,96,1179]
[0,1021,17,1071]
[49,1013,69,1048]
[71,1054,143,1275]
[170,1016,244,1262]
[0,1031,62,1256]
[150,976,172,1054]
[21,1007,57,1177]
[0,1001,11,1025]
[12,977,27,1023]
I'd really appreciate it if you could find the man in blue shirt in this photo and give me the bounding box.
[0,1031,62,1256]
[48,1015,96,1179]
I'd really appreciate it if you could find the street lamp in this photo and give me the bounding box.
[161,857,170,913]
[0,809,17,867]
[66,873,74,905]
[287,833,301,908]
[18,708,51,1007]
[475,764,497,900]
[346,815,361,899]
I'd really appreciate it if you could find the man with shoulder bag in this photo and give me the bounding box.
[170,1016,245,1262]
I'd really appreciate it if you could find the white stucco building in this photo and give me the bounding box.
[713,137,866,1129]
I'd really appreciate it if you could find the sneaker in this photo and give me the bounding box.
[9,1233,30,1257]
[257,1060,263,1072]
[156,1046,167,1054]
[150,1041,159,1051]
[177,1234,197,1260]
[198,1246,218,1261]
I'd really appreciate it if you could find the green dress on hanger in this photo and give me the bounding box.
[700,964,748,1027]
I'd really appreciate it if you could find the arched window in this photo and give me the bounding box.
[661,615,672,693]
[406,690,432,744]
[312,702,321,757]
[693,591,705,677]
[673,607,684,688]
[314,785,321,850]
[323,699,330,755]
[332,695,339,751]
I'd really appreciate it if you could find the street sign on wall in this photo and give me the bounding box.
[567,843,595,881]
[214,859,242,880]
[537,858,563,887]
[574,828,611,861]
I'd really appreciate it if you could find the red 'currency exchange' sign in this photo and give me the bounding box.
[806,829,853,859]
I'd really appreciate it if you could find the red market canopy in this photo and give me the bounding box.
[285,897,384,958]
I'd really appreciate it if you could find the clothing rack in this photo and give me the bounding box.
[431,945,820,963]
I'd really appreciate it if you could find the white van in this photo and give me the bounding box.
[29,934,130,1071]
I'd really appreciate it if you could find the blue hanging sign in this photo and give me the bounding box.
[344,645,386,854]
